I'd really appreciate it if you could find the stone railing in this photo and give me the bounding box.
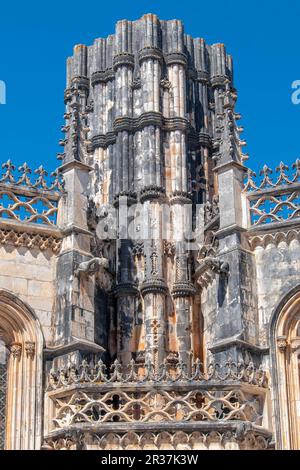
[45,360,269,446]
[45,358,270,450]
[47,358,268,390]
[243,160,300,227]
[0,160,64,227]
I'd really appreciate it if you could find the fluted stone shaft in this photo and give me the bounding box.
[62,14,235,366]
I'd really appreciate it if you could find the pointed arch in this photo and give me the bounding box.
[270,285,300,449]
[0,289,44,449]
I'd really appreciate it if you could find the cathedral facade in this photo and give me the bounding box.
[0,14,299,450]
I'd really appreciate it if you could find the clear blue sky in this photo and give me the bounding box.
[0,0,299,175]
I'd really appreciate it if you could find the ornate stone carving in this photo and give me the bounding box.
[43,429,272,451]
[277,336,288,353]
[25,341,35,359]
[75,257,109,277]
[47,358,267,390]
[248,228,300,250]
[0,229,62,253]
[204,195,220,225]
[10,343,22,360]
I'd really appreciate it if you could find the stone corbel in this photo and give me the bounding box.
[75,257,109,277]
[25,341,36,359]
[10,342,22,360]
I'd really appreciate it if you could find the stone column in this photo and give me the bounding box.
[140,200,168,369]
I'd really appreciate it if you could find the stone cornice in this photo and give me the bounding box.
[248,227,300,250]
[44,337,105,359]
[209,336,269,355]
[61,224,93,237]
[213,159,248,174]
[0,222,62,254]
[58,160,94,174]
[90,132,116,149]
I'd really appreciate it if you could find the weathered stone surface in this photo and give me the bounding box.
[0,13,299,451]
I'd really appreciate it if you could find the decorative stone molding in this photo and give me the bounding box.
[47,358,268,390]
[160,78,171,90]
[131,78,141,90]
[172,281,196,298]
[276,336,288,353]
[113,282,139,297]
[0,228,62,254]
[165,51,187,67]
[140,278,168,296]
[165,351,179,365]
[25,341,36,359]
[113,53,135,70]
[248,229,300,250]
[10,342,22,360]
[114,112,163,133]
[132,241,144,257]
[139,185,165,203]
[138,47,164,64]
[163,240,175,257]
[91,68,115,85]
[204,195,220,224]
[113,190,137,208]
[196,70,209,83]
[169,190,192,205]
[199,131,212,147]
[43,429,272,451]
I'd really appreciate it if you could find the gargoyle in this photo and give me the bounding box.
[195,256,229,280]
[204,256,229,275]
[75,257,109,277]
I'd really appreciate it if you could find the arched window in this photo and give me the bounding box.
[0,290,43,450]
[274,291,300,449]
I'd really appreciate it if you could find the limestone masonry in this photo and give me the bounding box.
[0,14,299,450]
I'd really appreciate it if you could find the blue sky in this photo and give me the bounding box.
[0,0,299,176]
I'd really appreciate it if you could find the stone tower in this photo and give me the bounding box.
[1,14,300,450]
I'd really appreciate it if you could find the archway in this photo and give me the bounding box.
[271,288,300,449]
[0,289,44,449]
